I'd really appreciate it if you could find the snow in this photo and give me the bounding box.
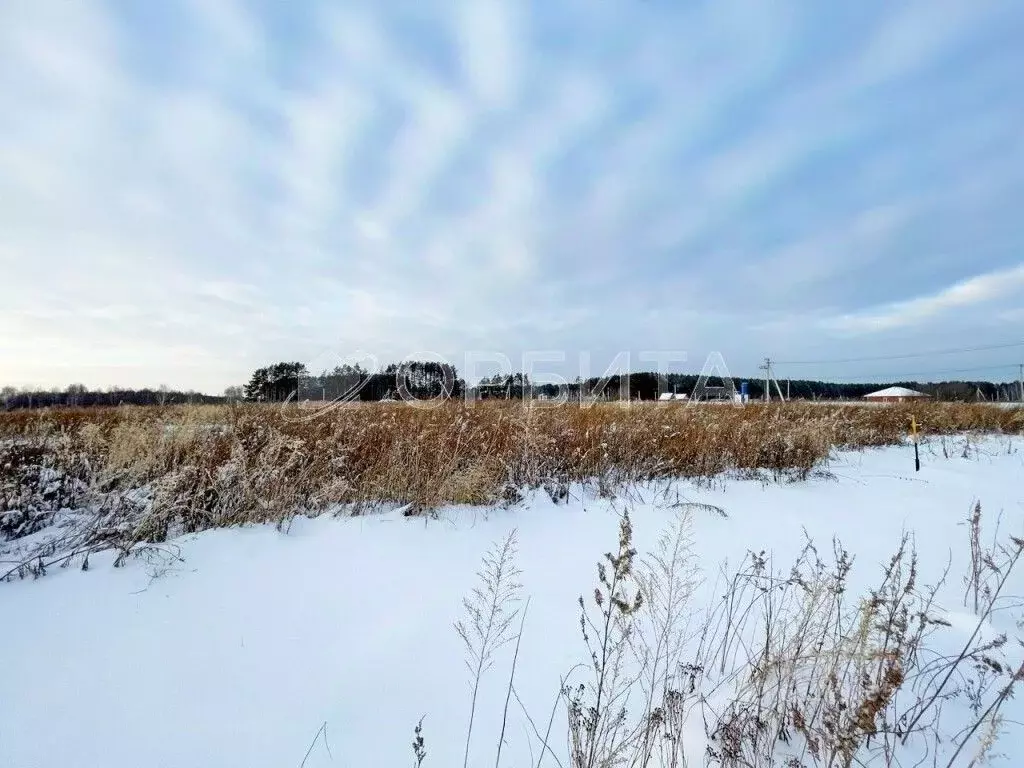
[1,436,1023,767]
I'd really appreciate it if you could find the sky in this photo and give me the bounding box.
[2,0,1024,393]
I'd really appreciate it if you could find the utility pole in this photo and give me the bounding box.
[761,360,790,403]
[1019,363,1023,402]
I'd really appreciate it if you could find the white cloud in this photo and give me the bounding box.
[456,0,524,110]
[850,0,1001,88]
[277,82,373,239]
[731,199,921,304]
[0,0,1020,390]
[198,281,261,306]
[827,263,1024,334]
[372,81,473,231]
[184,0,262,61]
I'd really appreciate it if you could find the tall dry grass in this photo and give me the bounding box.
[441,501,1024,768]
[1,401,1021,572]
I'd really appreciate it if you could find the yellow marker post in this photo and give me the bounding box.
[911,416,920,472]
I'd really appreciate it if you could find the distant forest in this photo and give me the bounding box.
[3,360,1021,410]
[0,384,224,410]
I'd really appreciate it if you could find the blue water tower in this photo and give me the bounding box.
[740,381,749,402]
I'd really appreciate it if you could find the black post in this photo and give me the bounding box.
[911,415,921,472]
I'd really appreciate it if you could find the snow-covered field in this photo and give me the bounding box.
[2,436,1023,768]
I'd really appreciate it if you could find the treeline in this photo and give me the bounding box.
[737,378,1022,402]
[3,365,1020,411]
[488,374,1022,402]
[0,384,225,411]
[246,361,465,403]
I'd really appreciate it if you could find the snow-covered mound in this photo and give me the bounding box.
[1,437,1023,767]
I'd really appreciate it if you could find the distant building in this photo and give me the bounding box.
[693,386,732,402]
[863,386,930,403]
[658,392,689,402]
[476,382,511,400]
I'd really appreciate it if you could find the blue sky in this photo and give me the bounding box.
[2,0,1023,392]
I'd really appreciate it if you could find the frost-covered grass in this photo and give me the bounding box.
[1,438,1023,767]
[1,401,1022,575]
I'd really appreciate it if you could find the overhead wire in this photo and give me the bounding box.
[846,363,1019,380]
[775,340,1024,366]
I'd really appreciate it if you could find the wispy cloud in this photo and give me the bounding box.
[1,0,1022,390]
[827,263,1024,335]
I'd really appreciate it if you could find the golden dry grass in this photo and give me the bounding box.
[1,400,1021,547]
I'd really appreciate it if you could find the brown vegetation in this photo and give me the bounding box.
[1,401,1021,571]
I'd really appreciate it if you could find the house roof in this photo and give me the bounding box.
[863,386,930,399]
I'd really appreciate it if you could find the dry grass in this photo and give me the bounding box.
[1,401,1021,571]
[442,502,1024,768]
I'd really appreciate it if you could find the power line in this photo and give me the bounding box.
[827,363,1019,380]
[776,340,1024,366]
